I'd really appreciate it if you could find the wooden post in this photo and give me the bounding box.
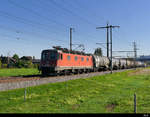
[134,93,136,113]
[24,87,26,101]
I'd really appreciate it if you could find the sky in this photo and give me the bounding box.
[0,0,150,59]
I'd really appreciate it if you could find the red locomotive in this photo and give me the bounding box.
[40,46,93,75]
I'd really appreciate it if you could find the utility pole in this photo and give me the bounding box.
[107,23,109,58]
[70,28,73,51]
[7,51,10,68]
[96,23,109,58]
[96,24,120,74]
[133,41,137,68]
[110,25,120,74]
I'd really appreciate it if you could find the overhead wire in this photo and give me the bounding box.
[46,0,103,43]
[7,0,69,28]
[5,0,103,50]
[8,0,99,42]
[0,10,69,43]
[0,24,68,44]
[0,10,56,31]
[32,0,98,42]
[6,0,73,45]
[61,0,105,23]
[71,0,106,21]
[47,0,97,27]
[60,0,106,39]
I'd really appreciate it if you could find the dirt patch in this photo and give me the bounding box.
[106,104,116,112]
[0,77,41,83]
[128,68,150,76]
[72,104,80,110]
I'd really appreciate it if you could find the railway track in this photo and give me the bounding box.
[0,68,137,91]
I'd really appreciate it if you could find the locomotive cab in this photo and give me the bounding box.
[40,49,59,75]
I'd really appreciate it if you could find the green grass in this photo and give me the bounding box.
[0,68,40,77]
[0,67,150,113]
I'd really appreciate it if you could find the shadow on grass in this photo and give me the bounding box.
[21,74,57,78]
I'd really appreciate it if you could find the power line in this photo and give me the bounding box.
[33,0,99,41]
[70,28,73,51]
[0,11,69,43]
[110,25,120,73]
[63,0,105,22]
[6,0,99,47]
[23,0,100,45]
[133,41,139,67]
[0,10,56,31]
[96,23,110,57]
[47,0,97,26]
[34,0,70,18]
[96,24,120,73]
[0,24,68,44]
[7,0,68,28]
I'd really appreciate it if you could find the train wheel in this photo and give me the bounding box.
[41,70,48,77]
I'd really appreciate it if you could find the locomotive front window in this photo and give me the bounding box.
[50,51,57,60]
[42,50,58,60]
[42,52,49,60]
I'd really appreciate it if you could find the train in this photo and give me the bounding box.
[39,46,146,76]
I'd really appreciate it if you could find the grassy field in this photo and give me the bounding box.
[0,68,40,77]
[0,67,150,113]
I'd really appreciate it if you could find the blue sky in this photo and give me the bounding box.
[0,0,149,59]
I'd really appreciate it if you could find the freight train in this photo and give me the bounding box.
[39,46,145,76]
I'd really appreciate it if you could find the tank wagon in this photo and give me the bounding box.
[92,55,110,71]
[39,47,146,76]
[119,59,126,69]
[112,58,120,70]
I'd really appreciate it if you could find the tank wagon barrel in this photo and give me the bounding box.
[92,55,110,71]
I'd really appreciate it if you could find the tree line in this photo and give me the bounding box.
[0,54,39,69]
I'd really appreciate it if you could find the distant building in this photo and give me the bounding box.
[20,56,32,61]
[136,55,150,63]
[32,59,40,64]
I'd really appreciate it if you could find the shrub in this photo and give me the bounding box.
[25,61,33,68]
[2,64,8,68]
[15,60,33,68]
[33,64,39,68]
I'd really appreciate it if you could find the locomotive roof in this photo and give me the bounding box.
[43,47,92,56]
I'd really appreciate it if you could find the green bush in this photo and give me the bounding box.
[24,61,33,68]
[2,64,8,68]
[15,60,33,68]
[15,60,23,68]
[33,64,39,68]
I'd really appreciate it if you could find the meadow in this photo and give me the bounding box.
[0,67,150,113]
[0,68,40,77]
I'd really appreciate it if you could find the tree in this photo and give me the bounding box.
[94,48,103,56]
[33,56,35,60]
[12,54,19,62]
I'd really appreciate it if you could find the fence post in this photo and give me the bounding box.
[134,93,136,113]
[24,87,26,102]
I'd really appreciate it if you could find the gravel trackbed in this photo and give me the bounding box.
[0,69,131,91]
